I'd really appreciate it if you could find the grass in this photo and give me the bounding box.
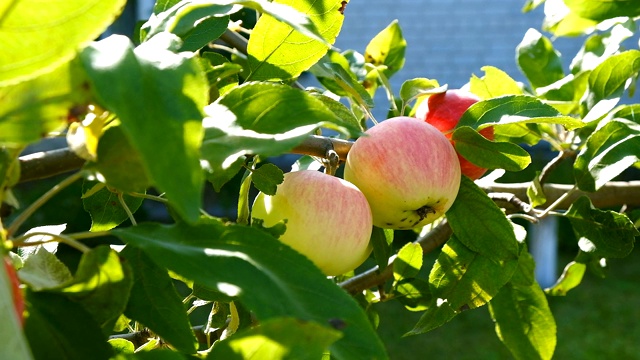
[376,247,640,359]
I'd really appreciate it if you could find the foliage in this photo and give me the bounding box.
[1,0,639,359]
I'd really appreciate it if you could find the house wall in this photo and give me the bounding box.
[334,1,584,107]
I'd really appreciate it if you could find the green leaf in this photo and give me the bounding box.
[18,247,73,291]
[57,246,133,331]
[121,246,197,354]
[511,250,536,287]
[446,176,520,262]
[370,226,393,271]
[565,196,638,258]
[457,95,585,142]
[200,52,242,100]
[113,220,388,360]
[536,72,590,115]
[321,63,375,109]
[0,58,92,145]
[208,317,342,360]
[0,0,126,85]
[516,29,564,89]
[489,281,557,360]
[399,78,442,104]
[573,118,640,192]
[564,0,640,21]
[109,338,135,354]
[24,290,114,360]
[470,66,523,99]
[201,82,346,178]
[393,243,422,282]
[119,349,188,360]
[393,278,431,312]
[142,2,234,51]
[81,34,207,222]
[247,0,344,81]
[364,20,406,79]
[82,181,144,231]
[611,104,640,123]
[87,125,151,193]
[0,257,31,360]
[545,261,587,296]
[309,93,365,134]
[291,155,322,172]
[429,235,519,312]
[570,21,635,74]
[544,10,598,37]
[527,172,547,208]
[588,50,640,102]
[252,163,284,196]
[452,127,531,172]
[405,296,458,335]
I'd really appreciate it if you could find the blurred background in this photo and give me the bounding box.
[14,0,640,358]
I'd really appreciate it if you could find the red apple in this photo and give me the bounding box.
[3,256,24,327]
[251,170,373,276]
[416,89,494,180]
[343,117,461,230]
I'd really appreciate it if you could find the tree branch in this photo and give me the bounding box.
[339,220,452,295]
[17,136,353,184]
[482,181,640,210]
[16,138,640,210]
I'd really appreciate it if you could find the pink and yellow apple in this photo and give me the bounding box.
[251,170,373,276]
[416,89,494,180]
[344,116,461,230]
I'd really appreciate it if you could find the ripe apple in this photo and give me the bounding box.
[3,256,24,327]
[251,170,373,276]
[416,89,494,180]
[343,116,461,230]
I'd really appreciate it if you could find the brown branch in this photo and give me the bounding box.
[17,136,353,184]
[339,220,452,295]
[483,181,640,210]
[18,147,86,183]
[219,29,248,56]
[16,138,640,211]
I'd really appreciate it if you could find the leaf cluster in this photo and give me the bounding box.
[1,1,639,360]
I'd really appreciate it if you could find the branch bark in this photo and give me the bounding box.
[17,138,640,211]
[17,136,352,184]
[339,220,452,295]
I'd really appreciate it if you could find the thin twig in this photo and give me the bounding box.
[538,185,579,218]
[12,231,91,253]
[7,171,85,236]
[118,192,137,226]
[487,192,538,221]
[68,230,112,240]
[128,192,168,203]
[339,220,452,295]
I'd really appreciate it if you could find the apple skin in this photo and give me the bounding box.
[3,256,24,327]
[343,116,461,230]
[416,89,494,180]
[252,170,373,276]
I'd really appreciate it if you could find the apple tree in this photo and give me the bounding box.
[1,0,639,359]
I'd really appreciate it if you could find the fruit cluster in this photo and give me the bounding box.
[252,90,487,276]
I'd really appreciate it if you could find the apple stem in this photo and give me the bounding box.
[323,149,339,176]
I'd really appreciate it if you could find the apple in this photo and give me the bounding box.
[343,116,461,230]
[251,170,373,276]
[3,256,24,327]
[416,89,494,180]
